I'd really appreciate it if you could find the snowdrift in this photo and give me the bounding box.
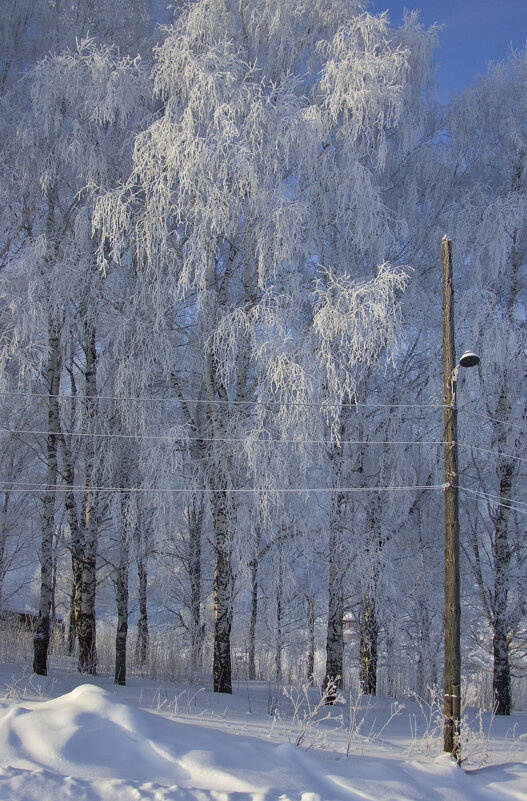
[0,682,526,801]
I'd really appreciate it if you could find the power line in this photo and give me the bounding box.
[4,425,526,466]
[0,389,445,410]
[0,427,447,446]
[459,485,527,515]
[459,406,527,435]
[0,481,446,495]
[458,442,527,465]
[4,479,525,516]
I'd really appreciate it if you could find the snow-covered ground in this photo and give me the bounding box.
[0,661,526,801]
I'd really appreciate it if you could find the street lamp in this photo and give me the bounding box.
[442,236,480,761]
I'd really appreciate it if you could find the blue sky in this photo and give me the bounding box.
[370,0,527,100]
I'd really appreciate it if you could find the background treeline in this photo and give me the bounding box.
[0,0,525,715]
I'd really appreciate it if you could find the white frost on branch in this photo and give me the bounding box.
[313,263,408,405]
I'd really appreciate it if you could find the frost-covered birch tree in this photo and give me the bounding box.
[94,0,440,693]
[0,39,150,674]
[0,0,162,91]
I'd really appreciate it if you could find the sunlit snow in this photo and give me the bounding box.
[0,665,526,801]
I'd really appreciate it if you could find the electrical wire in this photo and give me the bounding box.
[0,427,447,446]
[458,442,527,465]
[0,389,445,410]
[0,481,446,495]
[4,479,525,517]
[459,485,527,515]
[4,426,527,468]
[459,406,527,434]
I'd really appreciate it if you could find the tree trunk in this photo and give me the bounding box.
[359,593,378,695]
[385,630,395,698]
[492,619,511,715]
[248,526,262,681]
[306,595,315,684]
[324,553,344,690]
[212,489,234,694]
[78,326,98,675]
[492,461,513,714]
[135,554,149,667]
[78,512,97,673]
[248,556,258,680]
[114,490,130,685]
[60,433,83,656]
[66,593,76,656]
[188,499,203,674]
[115,587,128,685]
[275,543,283,683]
[324,489,346,690]
[33,318,61,676]
[0,491,9,610]
[360,500,384,697]
[415,607,429,699]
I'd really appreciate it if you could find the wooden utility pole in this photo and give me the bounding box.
[442,235,461,759]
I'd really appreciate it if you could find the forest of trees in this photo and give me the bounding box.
[0,0,525,716]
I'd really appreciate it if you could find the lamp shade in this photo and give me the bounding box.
[458,350,480,368]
